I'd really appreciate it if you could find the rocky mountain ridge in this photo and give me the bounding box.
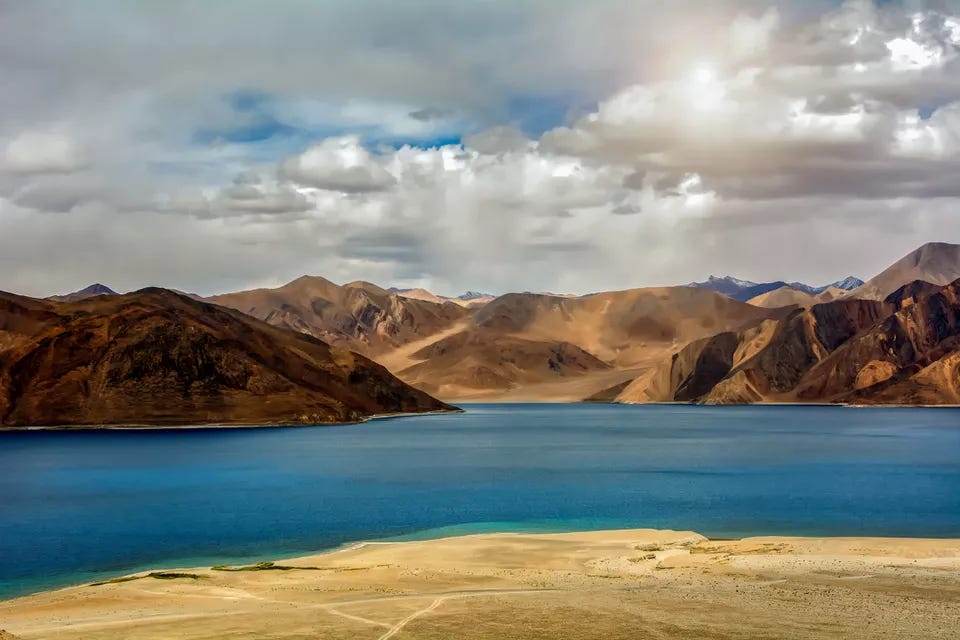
[0,288,452,427]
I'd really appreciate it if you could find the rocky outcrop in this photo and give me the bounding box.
[798,279,960,403]
[0,289,453,427]
[884,280,944,310]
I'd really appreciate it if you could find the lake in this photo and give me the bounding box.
[2,403,959,599]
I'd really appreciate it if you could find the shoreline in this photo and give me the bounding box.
[5,524,960,603]
[0,408,464,432]
[3,403,960,431]
[3,527,959,638]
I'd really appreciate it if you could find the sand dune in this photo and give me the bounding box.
[3,529,958,639]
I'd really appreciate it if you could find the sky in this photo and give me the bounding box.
[2,0,960,298]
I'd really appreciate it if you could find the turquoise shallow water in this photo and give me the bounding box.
[2,403,959,599]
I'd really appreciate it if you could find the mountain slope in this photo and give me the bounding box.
[395,287,779,400]
[389,287,494,308]
[473,287,777,367]
[0,289,452,427]
[793,280,960,404]
[606,278,960,405]
[747,285,847,309]
[456,291,496,306]
[207,276,470,357]
[396,330,612,398]
[851,242,960,301]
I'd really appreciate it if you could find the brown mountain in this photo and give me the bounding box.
[390,287,494,308]
[386,287,779,401]
[603,278,960,405]
[883,280,943,308]
[207,276,471,357]
[472,288,777,366]
[747,285,847,309]
[395,330,612,398]
[0,288,452,427]
[850,242,960,301]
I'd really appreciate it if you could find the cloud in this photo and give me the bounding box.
[463,127,531,154]
[12,181,104,213]
[280,137,397,193]
[4,1,960,300]
[408,107,455,122]
[163,181,313,219]
[2,132,89,175]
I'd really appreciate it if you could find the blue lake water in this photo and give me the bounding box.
[2,403,959,599]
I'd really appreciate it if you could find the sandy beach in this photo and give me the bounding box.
[2,529,959,639]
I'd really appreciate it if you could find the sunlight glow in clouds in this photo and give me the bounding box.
[887,36,942,70]
[690,63,718,86]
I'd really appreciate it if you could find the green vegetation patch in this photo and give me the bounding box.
[90,571,205,586]
[211,561,326,572]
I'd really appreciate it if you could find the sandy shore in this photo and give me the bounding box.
[3,529,959,639]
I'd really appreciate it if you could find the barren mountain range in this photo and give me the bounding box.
[4,241,960,425]
[746,285,849,309]
[0,289,451,427]
[387,288,495,308]
[601,277,960,405]
[689,275,864,302]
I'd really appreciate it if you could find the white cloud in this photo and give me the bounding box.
[2,131,89,175]
[281,137,397,193]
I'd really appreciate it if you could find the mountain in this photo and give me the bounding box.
[0,288,451,427]
[747,285,847,309]
[788,277,864,295]
[458,291,494,302]
[688,275,759,298]
[826,276,865,292]
[388,288,494,308]
[207,276,471,357]
[385,287,780,400]
[851,242,960,300]
[689,277,791,302]
[601,277,960,405]
[46,283,117,303]
[883,280,943,308]
[395,331,612,399]
[388,287,451,306]
[732,281,790,302]
[692,276,864,302]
